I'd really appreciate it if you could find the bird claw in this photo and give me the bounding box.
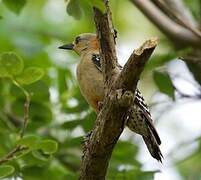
[113,29,118,44]
[82,131,92,158]
[84,131,92,141]
[98,101,103,111]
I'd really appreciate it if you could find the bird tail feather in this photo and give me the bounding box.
[142,132,163,162]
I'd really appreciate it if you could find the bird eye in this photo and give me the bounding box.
[75,36,81,44]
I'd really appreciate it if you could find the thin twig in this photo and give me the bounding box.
[12,79,31,138]
[0,146,28,165]
[0,79,31,165]
[20,94,30,138]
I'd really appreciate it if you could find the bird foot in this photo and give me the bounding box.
[82,131,92,158]
[114,29,118,44]
[98,101,103,111]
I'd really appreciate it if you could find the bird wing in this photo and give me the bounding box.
[92,54,102,72]
[91,53,122,72]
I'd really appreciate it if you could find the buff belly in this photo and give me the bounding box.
[76,59,104,112]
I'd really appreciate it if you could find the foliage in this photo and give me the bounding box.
[0,0,200,180]
[66,0,105,20]
[2,0,26,15]
[66,0,82,20]
[0,165,15,179]
[153,70,175,100]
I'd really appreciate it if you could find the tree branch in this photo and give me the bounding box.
[0,80,31,165]
[162,0,198,28]
[0,146,28,165]
[79,1,157,179]
[12,79,31,138]
[93,2,119,85]
[117,38,158,91]
[151,0,201,38]
[152,0,198,28]
[130,0,201,48]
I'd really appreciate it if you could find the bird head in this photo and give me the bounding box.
[59,33,99,55]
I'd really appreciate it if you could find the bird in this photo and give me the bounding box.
[59,33,163,162]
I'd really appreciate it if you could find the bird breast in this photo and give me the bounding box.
[76,53,104,111]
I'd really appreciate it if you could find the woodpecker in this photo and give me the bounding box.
[59,33,163,162]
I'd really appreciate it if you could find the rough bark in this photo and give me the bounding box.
[79,1,158,179]
[93,2,118,86]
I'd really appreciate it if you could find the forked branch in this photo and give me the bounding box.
[79,1,158,179]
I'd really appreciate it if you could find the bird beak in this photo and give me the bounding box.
[58,43,74,50]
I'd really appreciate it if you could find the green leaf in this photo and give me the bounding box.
[66,0,82,20]
[16,67,44,85]
[0,52,24,77]
[2,0,26,15]
[89,0,105,12]
[153,71,175,100]
[37,140,58,154]
[32,150,51,161]
[17,135,40,149]
[0,165,15,178]
[0,63,9,77]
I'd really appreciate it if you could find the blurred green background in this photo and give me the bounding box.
[0,0,201,179]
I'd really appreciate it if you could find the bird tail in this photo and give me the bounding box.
[142,132,163,162]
